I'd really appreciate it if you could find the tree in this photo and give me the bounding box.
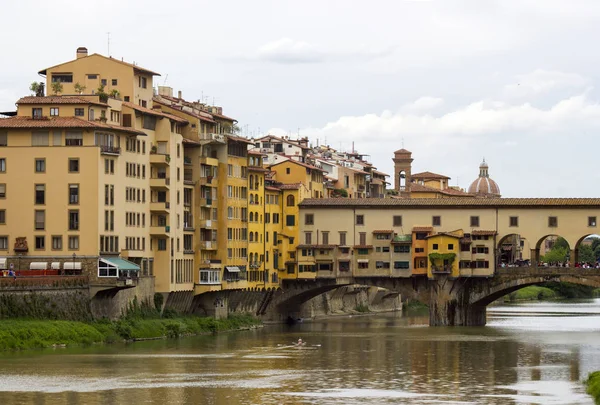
[74,82,86,94]
[50,81,63,95]
[590,236,600,252]
[553,237,569,250]
[97,84,108,102]
[109,89,120,99]
[29,82,45,97]
[542,246,568,264]
[578,244,595,263]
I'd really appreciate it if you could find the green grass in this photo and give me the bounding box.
[403,300,429,312]
[354,304,370,313]
[0,314,261,352]
[593,289,600,298]
[585,371,600,404]
[505,286,557,302]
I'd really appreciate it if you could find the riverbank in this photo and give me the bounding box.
[505,283,598,302]
[586,371,600,404]
[0,314,261,351]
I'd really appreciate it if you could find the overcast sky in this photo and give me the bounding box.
[2,0,600,197]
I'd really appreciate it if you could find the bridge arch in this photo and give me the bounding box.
[497,233,530,265]
[535,234,572,266]
[470,272,600,307]
[573,234,599,265]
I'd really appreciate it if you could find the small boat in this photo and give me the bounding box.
[293,339,306,347]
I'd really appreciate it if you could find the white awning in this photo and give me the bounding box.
[357,259,369,264]
[0,258,6,270]
[30,262,48,270]
[225,266,240,272]
[51,262,61,270]
[64,262,82,270]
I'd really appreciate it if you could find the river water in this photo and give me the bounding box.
[1,300,599,405]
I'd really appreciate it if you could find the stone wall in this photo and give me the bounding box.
[90,276,155,319]
[0,288,92,321]
[297,286,402,319]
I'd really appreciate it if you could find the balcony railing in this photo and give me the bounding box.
[100,145,121,155]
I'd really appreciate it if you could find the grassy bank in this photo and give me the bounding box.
[585,371,600,404]
[0,314,261,351]
[505,286,557,302]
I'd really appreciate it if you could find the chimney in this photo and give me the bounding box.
[76,47,88,59]
[178,90,182,99]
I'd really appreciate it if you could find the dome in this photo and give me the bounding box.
[467,159,501,197]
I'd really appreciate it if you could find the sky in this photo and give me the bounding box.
[2,0,600,197]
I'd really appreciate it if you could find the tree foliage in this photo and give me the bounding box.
[542,246,568,264]
[578,244,595,263]
[50,82,63,96]
[29,82,45,97]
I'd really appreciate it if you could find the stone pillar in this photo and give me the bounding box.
[570,249,577,267]
[428,277,487,326]
[530,249,539,268]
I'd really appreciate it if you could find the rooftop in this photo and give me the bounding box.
[299,198,600,208]
[16,96,108,107]
[0,116,145,135]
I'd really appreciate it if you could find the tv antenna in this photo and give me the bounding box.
[163,74,169,86]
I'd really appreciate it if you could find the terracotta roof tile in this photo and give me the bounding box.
[394,148,412,154]
[152,99,216,123]
[412,226,434,232]
[270,159,326,172]
[412,171,451,180]
[16,96,108,107]
[472,230,497,236]
[265,186,281,191]
[123,101,188,123]
[279,183,301,190]
[299,198,600,208]
[0,116,145,135]
[39,53,160,76]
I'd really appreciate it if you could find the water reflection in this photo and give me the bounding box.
[0,300,598,404]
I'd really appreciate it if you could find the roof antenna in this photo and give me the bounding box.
[107,32,111,56]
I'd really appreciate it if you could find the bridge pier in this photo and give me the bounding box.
[428,277,487,326]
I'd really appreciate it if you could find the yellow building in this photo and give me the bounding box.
[425,232,461,279]
[248,150,267,288]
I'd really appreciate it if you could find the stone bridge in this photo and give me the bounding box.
[262,267,600,326]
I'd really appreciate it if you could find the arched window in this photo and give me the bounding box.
[250,195,254,204]
[249,175,254,189]
[250,233,254,242]
[249,212,254,222]
[287,194,295,206]
[255,193,259,204]
[255,232,259,241]
[399,170,406,190]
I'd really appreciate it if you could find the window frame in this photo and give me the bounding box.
[68,158,80,173]
[35,158,46,173]
[432,216,441,227]
[470,216,479,227]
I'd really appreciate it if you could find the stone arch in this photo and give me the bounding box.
[496,233,531,266]
[399,170,406,190]
[573,233,600,265]
[535,234,571,266]
[471,273,600,307]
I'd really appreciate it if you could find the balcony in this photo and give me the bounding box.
[100,145,121,156]
[205,133,226,143]
[199,219,215,229]
[199,156,219,166]
[150,225,170,236]
[150,201,170,213]
[150,153,170,165]
[184,225,194,232]
[199,198,215,207]
[199,259,222,269]
[150,176,170,189]
[184,156,192,165]
[199,240,217,250]
[198,176,215,186]
[184,249,194,255]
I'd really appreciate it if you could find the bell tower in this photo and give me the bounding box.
[393,148,413,197]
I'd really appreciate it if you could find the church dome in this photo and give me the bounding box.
[468,159,501,197]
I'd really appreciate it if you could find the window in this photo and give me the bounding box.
[432,243,439,250]
[74,108,84,117]
[69,210,79,230]
[68,236,79,250]
[376,261,390,269]
[52,131,61,145]
[509,216,518,227]
[52,236,62,250]
[286,215,295,226]
[32,108,43,119]
[305,214,314,225]
[448,244,454,250]
[305,232,312,244]
[286,168,291,174]
[35,236,45,250]
[35,184,45,204]
[157,239,167,250]
[139,76,147,88]
[0,210,4,224]
[69,184,79,204]
[394,261,410,269]
[87,74,97,79]
[0,183,5,198]
[415,247,425,253]
[339,232,347,246]
[65,131,83,146]
[589,216,597,227]
[32,132,49,146]
[432,216,441,226]
[356,215,364,225]
[359,232,366,245]
[470,216,479,227]
[0,236,7,250]
[0,158,4,172]
[112,79,118,86]
[394,245,410,253]
[286,195,295,206]
[143,115,157,130]
[50,108,59,116]
[322,232,329,245]
[393,215,402,227]
[548,216,558,227]
[357,248,369,255]
[416,232,427,240]
[51,74,72,83]
[35,158,45,173]
[69,158,79,173]
[101,79,107,86]
[0,131,6,146]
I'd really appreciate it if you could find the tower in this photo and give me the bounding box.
[393,148,413,196]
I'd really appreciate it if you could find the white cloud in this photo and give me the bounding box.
[503,69,590,99]
[257,38,324,64]
[401,97,445,113]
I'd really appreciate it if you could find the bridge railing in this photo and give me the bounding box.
[0,275,89,290]
[495,266,600,277]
